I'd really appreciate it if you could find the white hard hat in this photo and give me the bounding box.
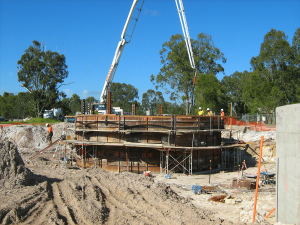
[199,107,202,109]
[207,108,210,111]
[46,123,49,127]
[221,109,224,111]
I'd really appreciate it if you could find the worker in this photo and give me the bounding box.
[220,109,225,125]
[46,123,53,144]
[198,107,204,116]
[207,108,213,116]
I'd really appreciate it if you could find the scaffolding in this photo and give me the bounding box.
[67,114,241,173]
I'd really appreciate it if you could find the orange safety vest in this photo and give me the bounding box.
[221,111,225,120]
[48,126,53,133]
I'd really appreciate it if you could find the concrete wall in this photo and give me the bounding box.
[276,104,300,224]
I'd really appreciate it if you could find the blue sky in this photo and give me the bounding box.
[0,0,299,103]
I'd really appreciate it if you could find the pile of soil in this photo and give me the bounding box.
[0,141,33,188]
[0,123,75,154]
[0,123,276,224]
[0,164,229,224]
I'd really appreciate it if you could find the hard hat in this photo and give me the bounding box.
[199,107,202,109]
[221,109,224,111]
[46,123,49,127]
[207,108,210,111]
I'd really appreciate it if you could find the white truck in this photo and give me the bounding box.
[43,108,64,121]
[96,0,196,115]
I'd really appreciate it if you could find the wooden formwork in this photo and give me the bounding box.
[71,114,236,173]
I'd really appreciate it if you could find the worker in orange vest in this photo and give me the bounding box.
[220,109,225,125]
[46,123,53,144]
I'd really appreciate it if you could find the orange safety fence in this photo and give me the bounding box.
[0,123,49,127]
[224,118,276,131]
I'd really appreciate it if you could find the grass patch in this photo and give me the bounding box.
[0,118,63,125]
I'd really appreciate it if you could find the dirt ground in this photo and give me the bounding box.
[0,123,278,224]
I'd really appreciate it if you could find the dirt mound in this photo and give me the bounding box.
[0,164,229,225]
[0,123,75,154]
[0,141,33,188]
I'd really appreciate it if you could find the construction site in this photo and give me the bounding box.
[1,103,300,225]
[0,113,278,224]
[1,0,299,224]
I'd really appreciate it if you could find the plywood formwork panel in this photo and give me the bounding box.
[73,115,229,173]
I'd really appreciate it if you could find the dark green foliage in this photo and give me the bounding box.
[222,28,300,113]
[69,94,81,115]
[0,92,36,120]
[0,93,16,120]
[110,82,139,112]
[17,40,68,117]
[151,33,226,115]
[86,96,96,104]
[141,89,165,115]
[163,102,186,115]
[194,73,228,115]
[222,71,250,114]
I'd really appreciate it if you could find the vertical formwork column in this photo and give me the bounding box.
[160,151,163,174]
[190,149,193,175]
[126,148,129,172]
[166,149,170,175]
[107,91,111,114]
[183,152,186,174]
[82,121,85,168]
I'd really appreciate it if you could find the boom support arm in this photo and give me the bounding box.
[100,0,145,103]
[175,0,195,70]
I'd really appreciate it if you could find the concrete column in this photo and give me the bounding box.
[276,104,300,224]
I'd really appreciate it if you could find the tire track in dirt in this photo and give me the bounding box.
[0,183,49,224]
[90,174,169,224]
[56,176,107,225]
[24,201,54,224]
[51,182,77,225]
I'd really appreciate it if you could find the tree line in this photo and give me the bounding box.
[1,28,299,120]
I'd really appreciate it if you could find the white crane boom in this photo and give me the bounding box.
[100,0,145,103]
[99,0,196,110]
[174,0,195,70]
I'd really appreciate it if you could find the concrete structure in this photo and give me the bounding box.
[67,114,241,174]
[276,104,300,224]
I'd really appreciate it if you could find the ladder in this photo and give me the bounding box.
[29,138,61,160]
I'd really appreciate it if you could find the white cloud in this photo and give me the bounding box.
[144,9,159,16]
[10,72,13,76]
[63,89,73,97]
[83,90,89,98]
[81,90,101,100]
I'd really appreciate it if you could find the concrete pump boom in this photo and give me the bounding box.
[100,0,196,107]
[100,0,145,103]
[175,0,195,70]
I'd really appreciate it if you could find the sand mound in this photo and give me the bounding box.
[0,141,33,188]
[0,123,75,154]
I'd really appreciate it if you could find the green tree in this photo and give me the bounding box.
[291,27,300,101]
[17,40,69,117]
[56,92,72,116]
[163,102,185,115]
[69,94,81,115]
[110,82,139,112]
[250,29,298,111]
[0,92,16,120]
[222,71,250,114]
[86,96,96,104]
[141,89,165,115]
[194,73,227,115]
[151,33,226,115]
[16,92,35,118]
